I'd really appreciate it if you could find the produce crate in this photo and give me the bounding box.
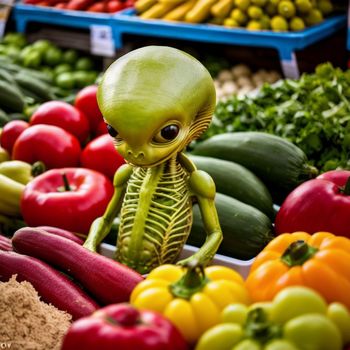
[99,243,254,278]
[112,9,346,78]
[13,3,114,32]
[13,3,118,56]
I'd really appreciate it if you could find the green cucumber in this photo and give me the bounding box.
[19,86,45,104]
[14,73,55,102]
[192,132,318,202]
[188,155,274,219]
[22,68,54,84]
[0,80,26,113]
[8,113,28,121]
[0,68,17,85]
[188,192,274,260]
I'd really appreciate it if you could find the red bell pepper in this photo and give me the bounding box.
[30,101,90,144]
[275,170,350,238]
[61,303,189,350]
[21,167,114,234]
[80,134,125,180]
[12,124,81,169]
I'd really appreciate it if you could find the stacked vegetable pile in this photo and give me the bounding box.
[1,228,350,349]
[135,0,335,31]
[213,64,281,100]
[23,0,134,13]
[201,63,350,173]
[0,33,99,124]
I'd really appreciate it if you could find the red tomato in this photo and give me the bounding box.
[123,0,134,8]
[13,125,81,169]
[0,120,29,155]
[66,0,94,11]
[87,2,106,11]
[55,3,67,8]
[74,85,103,132]
[30,101,90,144]
[81,134,125,180]
[106,0,124,12]
[95,120,108,137]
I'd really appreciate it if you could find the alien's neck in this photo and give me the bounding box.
[139,153,181,178]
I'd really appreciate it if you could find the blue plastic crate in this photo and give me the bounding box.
[112,10,345,60]
[13,3,114,33]
[112,10,346,77]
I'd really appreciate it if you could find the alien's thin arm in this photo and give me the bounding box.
[84,163,133,251]
[178,154,223,266]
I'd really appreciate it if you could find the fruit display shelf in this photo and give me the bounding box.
[12,4,346,77]
[111,9,346,78]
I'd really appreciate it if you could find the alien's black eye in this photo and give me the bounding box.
[153,124,179,143]
[106,124,118,137]
[161,125,179,140]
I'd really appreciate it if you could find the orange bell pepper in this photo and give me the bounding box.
[245,231,350,309]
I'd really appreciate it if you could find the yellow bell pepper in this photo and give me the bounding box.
[130,262,250,343]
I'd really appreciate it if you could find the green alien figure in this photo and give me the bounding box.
[84,46,223,274]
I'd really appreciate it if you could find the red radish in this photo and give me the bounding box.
[0,250,99,319]
[12,227,143,305]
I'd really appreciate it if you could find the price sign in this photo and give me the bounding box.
[90,25,115,57]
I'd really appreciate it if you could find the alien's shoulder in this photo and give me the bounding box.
[188,170,215,199]
[113,164,133,187]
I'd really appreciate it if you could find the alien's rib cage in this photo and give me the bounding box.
[117,159,193,272]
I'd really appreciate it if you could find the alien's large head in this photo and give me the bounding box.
[97,46,216,167]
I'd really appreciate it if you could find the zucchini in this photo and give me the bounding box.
[188,154,274,219]
[0,80,26,113]
[192,132,318,202]
[188,192,274,260]
[14,73,56,102]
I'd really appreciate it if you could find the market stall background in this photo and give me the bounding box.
[0,0,350,349]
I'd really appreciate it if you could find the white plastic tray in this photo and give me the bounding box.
[100,243,254,278]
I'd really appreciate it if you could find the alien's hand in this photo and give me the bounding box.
[83,217,108,252]
[83,239,97,252]
[176,256,194,267]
